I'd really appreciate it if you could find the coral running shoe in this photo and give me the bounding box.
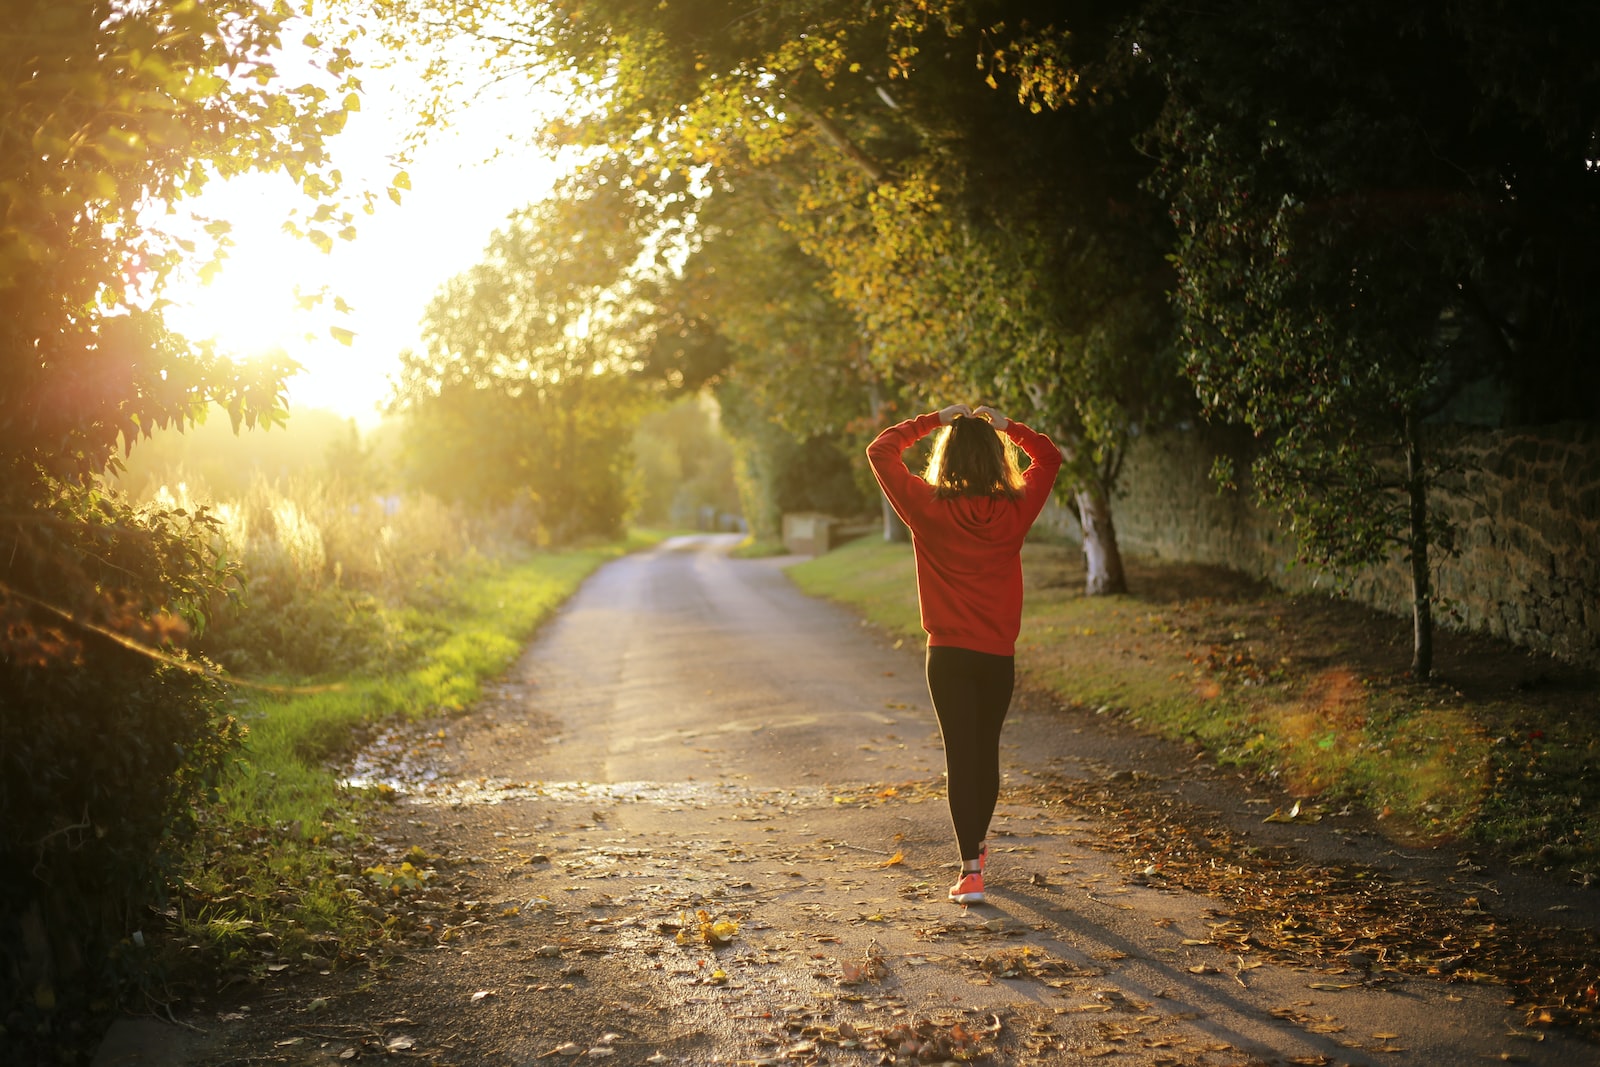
[948,871,985,904]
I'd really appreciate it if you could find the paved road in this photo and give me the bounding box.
[100,534,1593,1066]
[468,532,941,788]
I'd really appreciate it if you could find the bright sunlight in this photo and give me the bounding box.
[160,59,566,424]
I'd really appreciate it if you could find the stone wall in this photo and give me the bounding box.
[1040,422,1600,668]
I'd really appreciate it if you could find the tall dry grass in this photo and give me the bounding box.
[147,473,517,677]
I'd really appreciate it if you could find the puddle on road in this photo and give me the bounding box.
[336,716,895,811]
[345,774,831,810]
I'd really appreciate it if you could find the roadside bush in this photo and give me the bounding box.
[0,484,243,1061]
[149,476,486,678]
[0,655,238,1042]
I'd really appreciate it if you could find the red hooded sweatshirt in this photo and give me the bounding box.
[867,412,1063,657]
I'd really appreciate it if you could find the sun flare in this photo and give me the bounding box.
[165,228,320,360]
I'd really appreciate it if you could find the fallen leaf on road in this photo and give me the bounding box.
[540,1042,582,1058]
[1263,800,1323,823]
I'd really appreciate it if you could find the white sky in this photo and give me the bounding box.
[161,45,567,427]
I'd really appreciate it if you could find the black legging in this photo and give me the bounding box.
[925,645,1015,863]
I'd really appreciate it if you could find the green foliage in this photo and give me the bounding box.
[370,0,1183,593]
[373,0,1600,615]
[1148,0,1600,438]
[116,447,509,682]
[766,5,1182,504]
[0,484,246,1055]
[0,655,241,1044]
[1141,0,1600,670]
[643,185,880,536]
[631,395,742,529]
[718,381,876,541]
[202,481,476,678]
[2,0,367,488]
[677,189,877,436]
[392,191,650,543]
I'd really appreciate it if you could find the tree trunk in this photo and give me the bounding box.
[1405,412,1433,678]
[881,495,909,542]
[866,377,909,543]
[1075,484,1127,595]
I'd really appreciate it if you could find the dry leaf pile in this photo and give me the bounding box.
[1021,770,1600,1040]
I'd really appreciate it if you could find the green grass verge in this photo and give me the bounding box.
[788,537,1599,877]
[171,537,647,976]
[729,536,790,559]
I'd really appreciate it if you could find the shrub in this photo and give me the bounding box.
[0,484,243,1061]
[149,476,486,678]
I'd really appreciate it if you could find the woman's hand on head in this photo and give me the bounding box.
[937,403,973,425]
[973,405,1009,430]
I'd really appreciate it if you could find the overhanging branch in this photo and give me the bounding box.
[782,94,890,185]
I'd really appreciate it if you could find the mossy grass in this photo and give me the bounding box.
[788,537,1598,878]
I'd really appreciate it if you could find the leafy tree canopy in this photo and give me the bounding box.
[391,185,654,540]
[373,0,1187,591]
[1142,0,1600,673]
[2,0,376,488]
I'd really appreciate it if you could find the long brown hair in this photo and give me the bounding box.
[924,415,1025,499]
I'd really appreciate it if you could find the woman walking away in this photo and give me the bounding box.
[867,403,1062,904]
